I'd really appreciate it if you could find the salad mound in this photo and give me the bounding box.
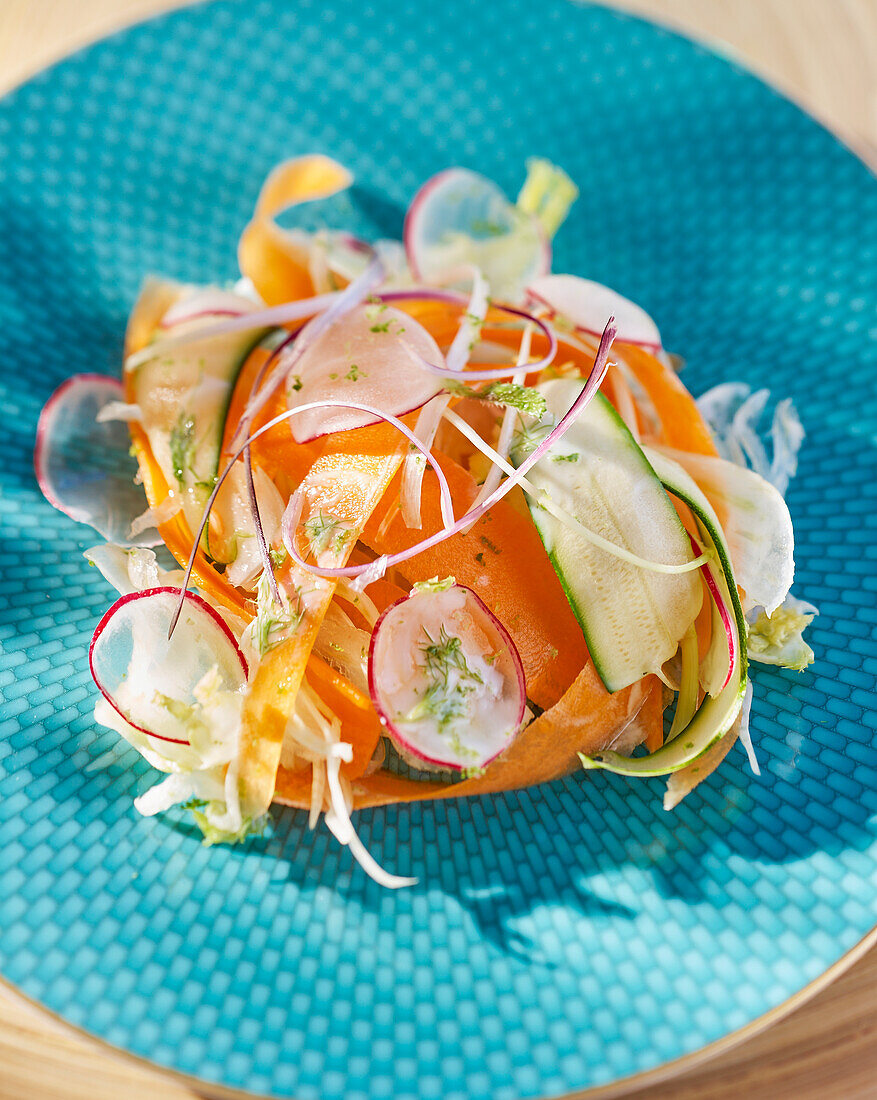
[36,155,813,887]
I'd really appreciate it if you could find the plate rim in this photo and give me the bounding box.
[2,926,874,1099]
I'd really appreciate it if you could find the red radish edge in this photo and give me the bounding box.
[90,585,248,745]
[404,169,551,287]
[34,373,124,516]
[526,286,662,353]
[691,534,737,691]
[366,584,527,771]
[403,169,457,281]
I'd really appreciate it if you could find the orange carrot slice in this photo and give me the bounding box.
[237,420,407,817]
[619,343,718,457]
[273,669,662,810]
[305,654,382,780]
[361,452,590,711]
[238,155,353,306]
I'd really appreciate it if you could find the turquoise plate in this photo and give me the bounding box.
[0,2,875,1097]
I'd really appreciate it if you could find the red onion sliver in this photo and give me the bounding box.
[159,288,258,329]
[125,291,343,371]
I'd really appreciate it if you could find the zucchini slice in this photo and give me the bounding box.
[580,447,749,777]
[516,379,702,692]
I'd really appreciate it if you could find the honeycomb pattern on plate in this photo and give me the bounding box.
[0,1,875,1097]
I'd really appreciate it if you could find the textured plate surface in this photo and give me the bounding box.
[1,1,876,1097]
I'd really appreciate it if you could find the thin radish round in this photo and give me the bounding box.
[34,373,161,547]
[404,168,549,301]
[90,587,248,745]
[368,582,526,771]
[284,304,444,442]
[527,274,662,350]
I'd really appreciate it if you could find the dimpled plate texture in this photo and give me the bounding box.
[1,1,876,1097]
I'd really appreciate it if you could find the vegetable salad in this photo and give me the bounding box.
[36,156,814,886]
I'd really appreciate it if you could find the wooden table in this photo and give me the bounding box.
[0,2,875,1098]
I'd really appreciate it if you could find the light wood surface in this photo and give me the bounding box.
[0,2,875,1099]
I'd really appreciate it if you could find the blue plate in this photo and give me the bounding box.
[1,2,875,1097]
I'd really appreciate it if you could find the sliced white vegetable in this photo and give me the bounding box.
[213,463,285,590]
[769,398,805,496]
[312,601,371,694]
[368,582,525,770]
[35,373,161,547]
[129,284,269,554]
[284,304,444,443]
[404,168,548,301]
[400,394,451,528]
[90,586,248,745]
[95,401,142,423]
[527,273,662,350]
[520,380,702,692]
[324,753,417,888]
[735,681,759,775]
[652,445,794,616]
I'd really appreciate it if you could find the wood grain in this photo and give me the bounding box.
[0,2,875,1099]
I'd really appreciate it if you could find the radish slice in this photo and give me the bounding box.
[282,319,616,584]
[653,445,794,616]
[284,304,444,443]
[404,168,549,301]
[35,373,161,547]
[160,288,256,329]
[90,586,248,744]
[368,581,526,771]
[527,274,662,350]
[233,256,384,446]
